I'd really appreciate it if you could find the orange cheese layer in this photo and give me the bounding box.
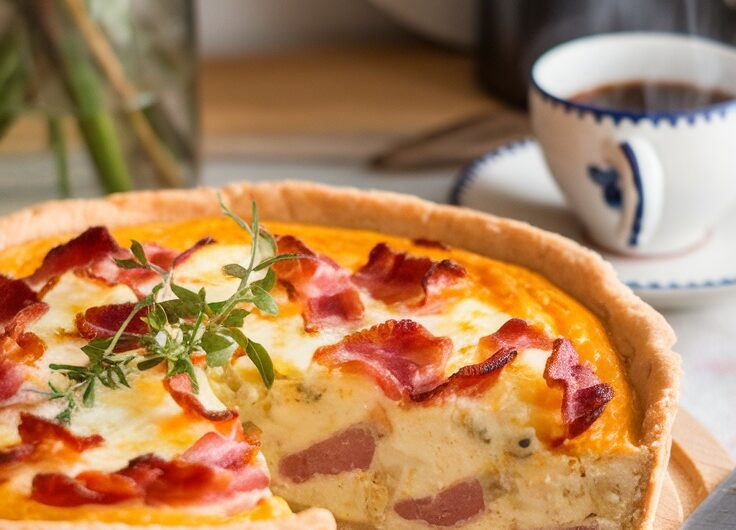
[0,217,641,462]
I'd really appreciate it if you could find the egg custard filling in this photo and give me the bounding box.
[0,214,647,530]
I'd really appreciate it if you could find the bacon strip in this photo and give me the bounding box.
[274,235,364,331]
[394,479,485,527]
[478,318,551,354]
[4,302,48,340]
[75,302,149,340]
[314,319,453,401]
[1,413,104,467]
[25,226,213,296]
[411,347,517,402]
[31,432,268,508]
[85,238,214,297]
[279,424,376,484]
[0,346,25,403]
[352,243,465,307]
[544,338,614,439]
[0,275,40,332]
[18,413,104,451]
[24,227,121,289]
[163,373,237,422]
[0,443,35,465]
[0,280,49,402]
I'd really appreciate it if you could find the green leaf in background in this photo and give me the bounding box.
[0,20,26,139]
[47,117,71,197]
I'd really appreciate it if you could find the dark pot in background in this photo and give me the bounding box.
[478,0,736,107]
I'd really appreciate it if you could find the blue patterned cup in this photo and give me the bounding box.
[531,33,736,256]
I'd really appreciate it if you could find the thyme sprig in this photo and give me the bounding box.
[49,199,295,424]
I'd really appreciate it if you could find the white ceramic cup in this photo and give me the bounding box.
[530,32,736,256]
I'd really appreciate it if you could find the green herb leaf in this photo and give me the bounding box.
[222,263,249,279]
[252,268,276,292]
[201,330,237,367]
[170,283,204,313]
[82,379,96,407]
[137,356,165,371]
[251,285,278,315]
[130,240,149,266]
[144,304,168,331]
[221,308,249,327]
[218,195,254,237]
[114,258,142,269]
[245,338,275,388]
[253,253,300,271]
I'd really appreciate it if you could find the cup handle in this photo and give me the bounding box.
[609,138,664,249]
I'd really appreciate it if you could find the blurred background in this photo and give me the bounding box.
[3,0,734,212]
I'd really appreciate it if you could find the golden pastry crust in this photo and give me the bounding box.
[0,181,680,530]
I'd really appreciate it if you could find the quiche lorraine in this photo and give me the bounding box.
[0,182,679,530]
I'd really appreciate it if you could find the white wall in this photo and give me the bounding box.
[196,0,409,56]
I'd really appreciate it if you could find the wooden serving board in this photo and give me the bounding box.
[655,410,734,529]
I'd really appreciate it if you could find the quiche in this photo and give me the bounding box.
[0,182,679,530]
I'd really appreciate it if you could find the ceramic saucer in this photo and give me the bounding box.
[450,139,736,309]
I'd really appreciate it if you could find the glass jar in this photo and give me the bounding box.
[0,0,198,206]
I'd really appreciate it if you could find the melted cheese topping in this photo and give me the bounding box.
[0,217,642,526]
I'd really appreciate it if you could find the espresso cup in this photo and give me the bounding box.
[530,32,736,255]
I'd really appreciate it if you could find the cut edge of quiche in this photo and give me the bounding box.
[0,181,680,530]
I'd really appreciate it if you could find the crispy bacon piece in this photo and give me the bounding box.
[85,238,214,297]
[0,297,48,403]
[274,235,364,331]
[0,443,35,465]
[279,424,376,484]
[18,412,104,451]
[25,227,121,289]
[352,243,465,307]
[314,319,453,401]
[478,318,551,354]
[412,347,517,402]
[0,354,24,403]
[1,413,103,467]
[394,479,485,527]
[544,338,614,439]
[24,226,213,296]
[4,302,49,340]
[32,473,134,506]
[31,432,268,508]
[75,302,149,352]
[0,275,40,332]
[163,373,237,423]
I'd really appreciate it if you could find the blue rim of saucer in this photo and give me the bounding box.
[529,79,736,126]
[449,139,534,206]
[450,139,736,292]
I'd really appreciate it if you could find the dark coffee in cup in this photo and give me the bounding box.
[571,80,735,113]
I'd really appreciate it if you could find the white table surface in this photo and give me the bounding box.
[1,157,735,461]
